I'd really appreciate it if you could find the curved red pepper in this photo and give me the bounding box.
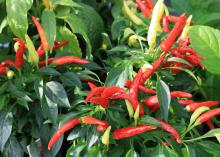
[196,108,220,124]
[155,119,181,144]
[177,100,195,106]
[89,97,110,108]
[129,69,143,100]
[186,101,219,112]
[113,125,157,140]
[160,14,187,52]
[81,116,109,127]
[206,120,215,130]
[125,80,156,94]
[101,86,126,99]
[32,16,50,51]
[14,38,25,68]
[48,118,81,150]
[0,67,8,74]
[37,40,69,57]
[0,60,16,67]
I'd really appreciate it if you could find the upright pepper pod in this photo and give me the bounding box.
[179,15,193,41]
[160,14,187,52]
[123,1,144,26]
[147,0,165,48]
[14,38,26,68]
[136,0,151,18]
[32,16,50,51]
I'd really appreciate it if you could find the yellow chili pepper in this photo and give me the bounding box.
[147,0,165,48]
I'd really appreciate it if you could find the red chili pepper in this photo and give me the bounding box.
[160,14,187,52]
[206,120,215,130]
[85,86,105,103]
[162,16,181,33]
[88,82,97,89]
[110,94,145,116]
[48,118,81,150]
[38,56,89,67]
[97,124,109,132]
[196,108,220,124]
[186,101,219,112]
[32,16,50,51]
[38,58,55,67]
[145,0,154,10]
[81,116,109,127]
[136,0,151,17]
[54,56,89,65]
[37,40,69,57]
[101,86,126,99]
[129,69,143,100]
[178,100,195,106]
[171,91,192,98]
[140,51,168,85]
[0,60,16,67]
[113,125,157,140]
[162,16,170,32]
[0,67,8,74]
[155,119,181,144]
[125,80,156,94]
[89,97,110,108]
[14,38,25,68]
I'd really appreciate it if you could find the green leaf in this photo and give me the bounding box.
[25,34,39,66]
[140,115,162,127]
[6,0,33,39]
[27,140,41,157]
[60,72,81,87]
[189,25,220,74]
[0,112,13,151]
[37,67,61,76]
[42,9,56,53]
[5,136,24,157]
[105,65,128,87]
[184,128,220,142]
[196,13,220,25]
[126,149,139,157]
[57,27,81,57]
[156,79,171,122]
[199,141,220,156]
[44,81,70,108]
[167,57,192,67]
[67,126,86,141]
[52,0,80,7]
[44,95,58,123]
[66,143,87,157]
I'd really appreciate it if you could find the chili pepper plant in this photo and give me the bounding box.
[1,0,220,157]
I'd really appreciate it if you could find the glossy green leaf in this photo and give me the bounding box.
[57,27,81,57]
[0,112,13,151]
[6,0,33,39]
[5,136,24,157]
[184,128,220,143]
[42,9,56,53]
[105,65,128,87]
[27,140,41,157]
[60,72,81,87]
[44,81,70,108]
[156,79,171,122]
[126,149,139,157]
[66,143,87,157]
[189,26,220,74]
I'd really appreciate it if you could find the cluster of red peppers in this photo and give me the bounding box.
[0,16,89,79]
[136,0,154,18]
[47,0,220,152]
